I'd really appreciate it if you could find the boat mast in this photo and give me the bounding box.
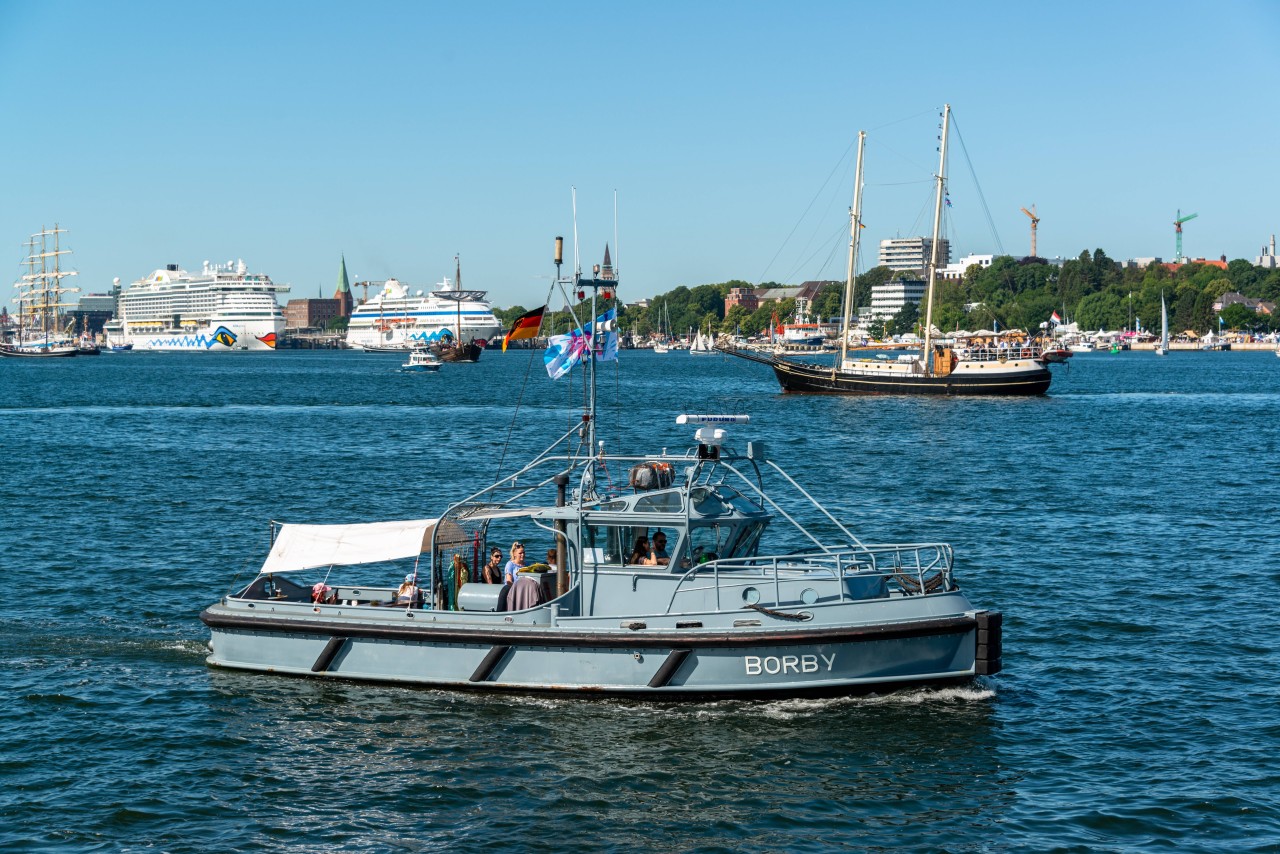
[921,104,950,374]
[838,130,866,368]
[454,254,463,344]
[40,228,50,344]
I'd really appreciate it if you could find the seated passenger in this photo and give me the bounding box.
[650,533,670,566]
[395,573,421,606]
[628,535,651,565]
[504,542,527,585]
[311,583,337,604]
[481,548,504,584]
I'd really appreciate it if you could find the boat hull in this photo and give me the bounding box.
[125,318,284,351]
[201,603,999,698]
[723,348,1052,396]
[0,344,79,358]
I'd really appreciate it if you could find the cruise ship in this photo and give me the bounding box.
[345,276,502,350]
[106,260,288,352]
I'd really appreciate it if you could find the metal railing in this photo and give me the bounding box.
[663,542,954,614]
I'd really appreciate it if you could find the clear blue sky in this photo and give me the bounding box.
[2,1,1278,309]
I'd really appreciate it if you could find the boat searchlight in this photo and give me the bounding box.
[677,414,749,460]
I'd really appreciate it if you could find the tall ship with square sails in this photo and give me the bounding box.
[345,264,502,351]
[105,259,288,351]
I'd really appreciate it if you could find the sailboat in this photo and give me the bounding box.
[1,225,81,358]
[1155,292,1169,356]
[690,319,715,355]
[724,106,1052,396]
[431,256,484,362]
[652,302,670,353]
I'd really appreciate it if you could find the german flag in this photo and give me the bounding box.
[502,305,546,351]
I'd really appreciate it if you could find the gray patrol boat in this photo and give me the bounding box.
[201,246,1003,698]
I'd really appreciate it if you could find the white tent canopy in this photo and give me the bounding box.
[261,519,446,574]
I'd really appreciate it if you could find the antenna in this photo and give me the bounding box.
[571,187,580,276]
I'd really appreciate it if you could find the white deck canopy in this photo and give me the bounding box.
[261,519,455,573]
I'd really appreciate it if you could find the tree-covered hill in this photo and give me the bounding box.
[493,251,1280,338]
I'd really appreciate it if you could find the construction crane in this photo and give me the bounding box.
[1020,205,1040,258]
[1174,209,1198,263]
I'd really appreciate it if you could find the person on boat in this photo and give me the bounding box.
[481,548,503,584]
[628,535,651,565]
[649,532,670,566]
[310,583,336,604]
[504,542,527,584]
[545,548,558,572]
[395,573,421,606]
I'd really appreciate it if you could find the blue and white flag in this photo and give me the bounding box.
[543,329,588,380]
[543,309,619,380]
[593,308,618,362]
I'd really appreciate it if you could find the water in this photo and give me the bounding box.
[2,349,1279,851]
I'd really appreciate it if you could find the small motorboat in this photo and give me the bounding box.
[398,348,441,372]
[1040,345,1072,363]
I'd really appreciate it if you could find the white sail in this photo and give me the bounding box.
[1157,292,1169,356]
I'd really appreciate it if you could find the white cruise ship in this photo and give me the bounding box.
[345,275,502,350]
[108,260,288,351]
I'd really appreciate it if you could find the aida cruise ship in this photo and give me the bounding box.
[345,276,501,350]
[106,260,288,351]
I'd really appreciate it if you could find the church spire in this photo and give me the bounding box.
[335,254,353,317]
[600,244,614,280]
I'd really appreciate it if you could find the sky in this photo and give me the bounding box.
[2,1,1278,309]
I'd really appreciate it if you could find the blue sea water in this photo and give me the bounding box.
[1,348,1278,852]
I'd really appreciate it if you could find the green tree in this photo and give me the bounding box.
[1226,259,1260,294]
[889,301,918,337]
[1219,302,1259,331]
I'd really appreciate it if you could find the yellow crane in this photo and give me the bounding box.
[1021,205,1040,258]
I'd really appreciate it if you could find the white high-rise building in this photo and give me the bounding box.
[1256,235,1278,270]
[868,279,926,321]
[878,237,951,273]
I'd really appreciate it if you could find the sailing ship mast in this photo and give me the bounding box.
[454,255,463,343]
[15,225,79,346]
[920,104,950,375]
[838,131,866,369]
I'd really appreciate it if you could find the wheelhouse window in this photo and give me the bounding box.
[685,520,767,566]
[583,524,680,568]
[633,491,683,513]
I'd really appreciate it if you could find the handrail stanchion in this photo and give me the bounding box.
[773,556,781,607]
[714,562,720,612]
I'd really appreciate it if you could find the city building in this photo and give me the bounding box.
[1256,235,1278,270]
[1165,256,1228,272]
[724,286,759,312]
[285,298,342,330]
[1215,292,1275,316]
[868,278,926,322]
[725,281,838,313]
[878,237,950,273]
[940,253,994,281]
[69,292,118,334]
